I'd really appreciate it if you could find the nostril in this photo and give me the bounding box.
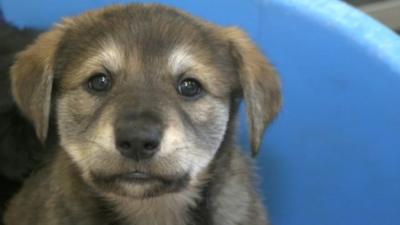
[143,140,159,151]
[118,141,132,150]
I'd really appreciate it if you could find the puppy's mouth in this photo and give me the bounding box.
[90,170,191,198]
[108,171,168,183]
[119,171,156,182]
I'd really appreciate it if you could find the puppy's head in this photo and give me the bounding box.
[11,5,280,198]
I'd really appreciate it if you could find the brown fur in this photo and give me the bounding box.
[5,4,281,225]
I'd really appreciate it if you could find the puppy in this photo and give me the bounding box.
[4,4,281,225]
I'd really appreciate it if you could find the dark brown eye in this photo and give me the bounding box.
[177,78,202,98]
[88,73,111,92]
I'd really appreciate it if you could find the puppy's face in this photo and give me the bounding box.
[56,7,236,197]
[11,5,281,198]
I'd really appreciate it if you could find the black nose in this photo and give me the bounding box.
[115,113,162,161]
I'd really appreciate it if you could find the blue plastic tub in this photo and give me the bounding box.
[2,0,400,224]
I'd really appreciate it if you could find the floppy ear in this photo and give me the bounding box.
[11,27,64,142]
[225,27,281,156]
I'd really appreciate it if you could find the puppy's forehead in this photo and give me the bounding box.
[60,5,219,59]
[56,4,237,95]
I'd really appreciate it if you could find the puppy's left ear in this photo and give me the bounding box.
[225,27,281,156]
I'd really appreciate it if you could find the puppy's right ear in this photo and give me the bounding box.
[11,27,64,142]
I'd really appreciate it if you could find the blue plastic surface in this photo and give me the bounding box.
[2,0,400,225]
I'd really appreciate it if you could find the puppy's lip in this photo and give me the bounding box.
[91,170,191,196]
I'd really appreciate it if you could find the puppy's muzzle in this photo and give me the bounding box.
[114,112,162,161]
